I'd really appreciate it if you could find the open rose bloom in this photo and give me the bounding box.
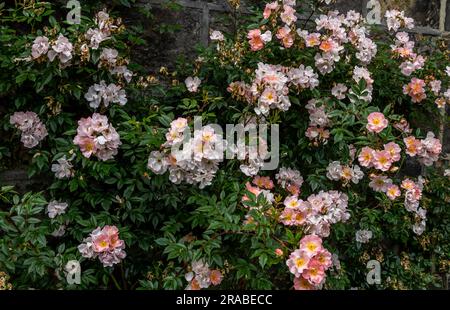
[366,112,388,133]
[78,225,126,267]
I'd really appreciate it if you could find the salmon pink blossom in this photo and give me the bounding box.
[366,112,388,133]
[386,184,401,200]
[78,225,126,267]
[373,150,393,172]
[403,78,426,103]
[358,146,375,168]
[384,142,401,162]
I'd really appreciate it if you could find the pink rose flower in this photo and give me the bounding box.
[247,29,264,51]
[366,112,388,133]
[386,184,401,200]
[373,150,393,171]
[358,146,375,168]
[286,249,311,277]
[299,235,323,257]
[384,142,401,162]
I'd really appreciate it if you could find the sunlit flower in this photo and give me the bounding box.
[386,184,401,200]
[299,235,323,257]
[384,142,401,162]
[373,150,393,171]
[366,112,388,133]
[287,249,311,276]
[358,146,374,168]
[403,78,426,103]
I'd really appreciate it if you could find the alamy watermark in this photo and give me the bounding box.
[366,0,382,25]
[169,116,280,171]
[65,260,81,285]
[66,0,81,25]
[366,260,381,285]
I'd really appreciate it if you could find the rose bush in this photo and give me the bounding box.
[0,0,449,290]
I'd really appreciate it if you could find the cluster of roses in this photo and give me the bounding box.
[31,11,121,66]
[239,173,340,290]
[304,10,376,73]
[385,10,450,108]
[248,0,298,50]
[305,99,331,145]
[241,168,302,225]
[85,11,121,50]
[185,260,223,290]
[29,11,133,166]
[9,111,48,148]
[84,80,128,109]
[31,34,73,67]
[360,110,439,234]
[228,62,319,116]
[83,47,132,110]
[286,235,333,290]
[368,175,427,235]
[403,77,427,103]
[326,161,364,185]
[260,2,377,68]
[73,113,122,161]
[238,5,382,115]
[280,190,350,238]
[404,132,442,166]
[358,140,401,174]
[238,63,290,116]
[390,32,425,77]
[78,225,126,267]
[147,118,224,189]
[385,9,415,32]
[404,76,450,107]
[364,111,442,166]
[401,178,427,235]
